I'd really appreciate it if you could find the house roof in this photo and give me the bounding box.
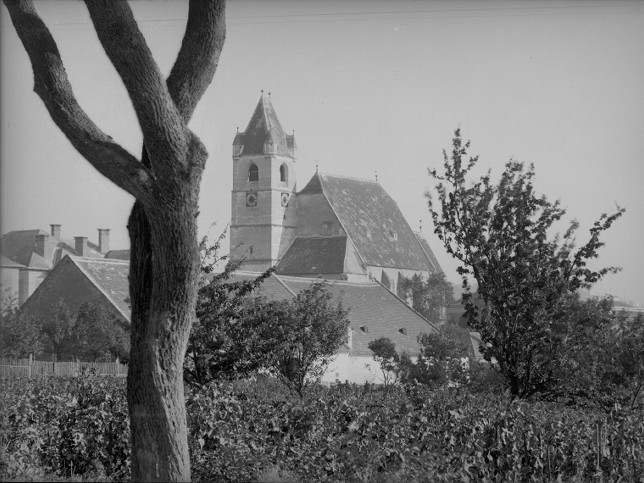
[0,254,25,268]
[233,94,295,158]
[20,255,131,322]
[1,229,49,267]
[105,249,131,261]
[277,275,438,356]
[206,271,439,356]
[223,270,295,300]
[298,173,437,271]
[72,257,131,320]
[276,236,347,275]
[1,228,103,270]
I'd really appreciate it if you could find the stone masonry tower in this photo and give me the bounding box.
[230,93,297,271]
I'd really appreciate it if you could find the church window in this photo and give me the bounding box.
[280,163,288,183]
[248,163,259,182]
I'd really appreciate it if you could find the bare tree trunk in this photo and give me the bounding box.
[127,195,201,480]
[4,0,226,480]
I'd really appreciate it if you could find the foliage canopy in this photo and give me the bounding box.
[426,129,625,398]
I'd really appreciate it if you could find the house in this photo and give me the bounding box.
[230,93,443,298]
[20,255,130,324]
[229,271,439,384]
[0,225,116,307]
[24,257,437,383]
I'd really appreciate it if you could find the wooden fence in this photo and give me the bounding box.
[0,356,127,377]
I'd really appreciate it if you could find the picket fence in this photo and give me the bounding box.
[0,356,127,377]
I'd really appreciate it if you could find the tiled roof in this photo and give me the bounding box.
[72,257,131,320]
[299,173,436,271]
[233,94,294,157]
[223,271,295,300]
[413,231,444,274]
[105,249,131,261]
[1,229,48,267]
[1,229,103,270]
[276,236,347,275]
[0,255,24,268]
[20,255,130,322]
[275,275,438,356]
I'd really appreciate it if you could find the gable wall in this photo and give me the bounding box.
[295,192,344,237]
[21,258,125,323]
[0,266,20,308]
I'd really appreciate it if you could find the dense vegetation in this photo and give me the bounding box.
[2,373,643,482]
[0,301,129,363]
[427,130,626,398]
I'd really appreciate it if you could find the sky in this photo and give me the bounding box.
[1,1,643,305]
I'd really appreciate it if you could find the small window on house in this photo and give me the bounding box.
[248,163,259,182]
[280,163,288,183]
[381,271,391,290]
[249,245,254,256]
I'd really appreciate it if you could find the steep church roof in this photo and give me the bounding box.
[234,93,295,157]
[298,173,439,272]
[414,231,443,274]
[276,236,347,276]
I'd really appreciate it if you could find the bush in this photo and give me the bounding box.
[0,373,129,481]
[2,375,644,481]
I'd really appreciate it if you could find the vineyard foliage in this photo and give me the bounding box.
[2,374,643,482]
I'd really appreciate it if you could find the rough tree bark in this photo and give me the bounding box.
[3,0,226,480]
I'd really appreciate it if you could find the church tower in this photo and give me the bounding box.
[230,93,297,271]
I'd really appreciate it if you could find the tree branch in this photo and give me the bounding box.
[167,0,226,123]
[83,0,191,178]
[3,0,153,200]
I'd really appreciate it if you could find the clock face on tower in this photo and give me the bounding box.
[246,192,257,207]
[281,192,290,207]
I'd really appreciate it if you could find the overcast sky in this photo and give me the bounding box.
[2,1,643,304]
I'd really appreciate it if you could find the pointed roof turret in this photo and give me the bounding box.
[232,92,295,158]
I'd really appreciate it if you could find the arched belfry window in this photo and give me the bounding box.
[248,163,259,182]
[280,163,288,183]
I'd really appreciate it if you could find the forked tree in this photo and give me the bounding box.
[3,0,226,480]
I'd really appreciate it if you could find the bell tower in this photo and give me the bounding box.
[230,92,298,271]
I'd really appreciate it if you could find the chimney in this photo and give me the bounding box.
[35,234,54,260]
[50,224,61,239]
[98,228,110,254]
[74,236,88,257]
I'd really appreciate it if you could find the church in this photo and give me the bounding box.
[229,93,442,298]
[5,93,450,384]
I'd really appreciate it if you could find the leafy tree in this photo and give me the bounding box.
[40,301,76,362]
[267,282,350,396]
[73,303,130,362]
[367,337,402,387]
[400,272,454,322]
[409,326,470,388]
[0,305,43,358]
[427,129,625,398]
[557,296,644,410]
[4,0,226,479]
[186,233,274,386]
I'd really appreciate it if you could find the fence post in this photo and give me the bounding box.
[28,353,33,378]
